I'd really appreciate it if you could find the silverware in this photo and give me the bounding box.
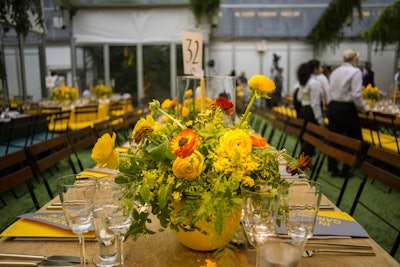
[0,253,81,263]
[307,241,373,249]
[0,260,76,266]
[303,249,376,257]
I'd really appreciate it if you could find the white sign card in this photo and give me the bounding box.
[182,31,203,75]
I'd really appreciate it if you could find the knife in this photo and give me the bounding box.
[0,260,76,266]
[0,254,81,263]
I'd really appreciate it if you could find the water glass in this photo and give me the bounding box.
[285,179,323,239]
[92,194,119,267]
[56,174,97,267]
[97,177,138,266]
[241,181,283,245]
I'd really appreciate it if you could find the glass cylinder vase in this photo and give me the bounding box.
[176,75,236,122]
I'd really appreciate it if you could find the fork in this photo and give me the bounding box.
[303,249,376,257]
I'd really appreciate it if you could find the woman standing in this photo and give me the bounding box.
[297,61,324,157]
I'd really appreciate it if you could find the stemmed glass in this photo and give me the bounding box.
[56,174,97,267]
[97,177,137,266]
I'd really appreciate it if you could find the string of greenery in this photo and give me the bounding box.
[362,0,400,52]
[307,0,362,49]
[189,0,220,26]
[0,0,44,37]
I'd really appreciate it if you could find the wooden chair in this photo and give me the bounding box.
[108,101,124,116]
[301,122,329,181]
[359,112,379,147]
[93,119,113,139]
[67,127,98,172]
[69,104,99,130]
[312,129,363,207]
[110,114,126,145]
[48,110,71,137]
[30,113,50,145]
[26,133,78,199]
[271,111,289,149]
[371,112,400,154]
[5,115,35,154]
[281,116,306,157]
[0,150,40,210]
[349,145,400,257]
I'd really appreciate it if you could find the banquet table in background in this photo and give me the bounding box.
[0,196,399,267]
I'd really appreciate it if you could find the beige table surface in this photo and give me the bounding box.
[0,195,399,267]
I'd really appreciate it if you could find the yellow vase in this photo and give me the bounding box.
[174,204,242,251]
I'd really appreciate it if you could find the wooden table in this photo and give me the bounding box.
[0,195,398,267]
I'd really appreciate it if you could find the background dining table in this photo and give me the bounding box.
[0,193,399,267]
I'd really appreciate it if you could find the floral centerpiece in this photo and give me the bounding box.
[362,84,380,101]
[92,82,112,98]
[91,74,309,253]
[50,83,78,101]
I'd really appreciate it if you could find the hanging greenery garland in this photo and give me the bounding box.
[307,0,362,49]
[0,0,44,37]
[189,0,220,26]
[362,0,400,52]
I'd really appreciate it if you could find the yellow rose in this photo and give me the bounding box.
[248,74,275,97]
[91,133,119,169]
[172,151,204,179]
[219,129,252,157]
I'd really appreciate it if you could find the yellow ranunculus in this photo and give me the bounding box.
[132,115,162,143]
[248,74,275,97]
[91,133,119,169]
[172,151,204,179]
[219,129,252,157]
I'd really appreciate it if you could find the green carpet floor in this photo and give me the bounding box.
[1,119,399,263]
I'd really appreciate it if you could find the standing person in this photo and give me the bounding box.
[270,67,283,107]
[362,61,375,87]
[327,49,371,177]
[297,62,324,157]
[310,60,330,111]
[394,64,400,91]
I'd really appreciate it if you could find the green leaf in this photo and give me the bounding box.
[158,183,172,208]
[139,185,151,203]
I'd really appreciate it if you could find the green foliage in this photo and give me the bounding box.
[0,0,44,37]
[307,0,362,49]
[189,0,220,25]
[362,0,400,51]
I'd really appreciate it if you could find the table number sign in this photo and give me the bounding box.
[182,30,203,75]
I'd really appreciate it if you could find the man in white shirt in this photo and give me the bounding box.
[327,49,370,177]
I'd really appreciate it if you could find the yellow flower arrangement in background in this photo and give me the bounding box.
[92,82,112,98]
[51,83,78,101]
[362,83,380,101]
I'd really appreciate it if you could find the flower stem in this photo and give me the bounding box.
[239,91,256,128]
[157,108,185,129]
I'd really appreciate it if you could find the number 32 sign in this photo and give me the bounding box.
[182,31,203,75]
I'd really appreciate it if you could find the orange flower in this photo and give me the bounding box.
[250,134,267,147]
[170,129,200,158]
[211,96,234,115]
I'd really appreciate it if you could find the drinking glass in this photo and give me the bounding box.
[97,177,137,266]
[241,181,283,266]
[56,174,97,267]
[91,193,119,267]
[285,179,323,239]
[256,218,307,267]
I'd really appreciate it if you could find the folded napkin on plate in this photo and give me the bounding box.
[79,168,119,178]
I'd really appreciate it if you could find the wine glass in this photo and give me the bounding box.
[56,174,97,267]
[98,177,137,266]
